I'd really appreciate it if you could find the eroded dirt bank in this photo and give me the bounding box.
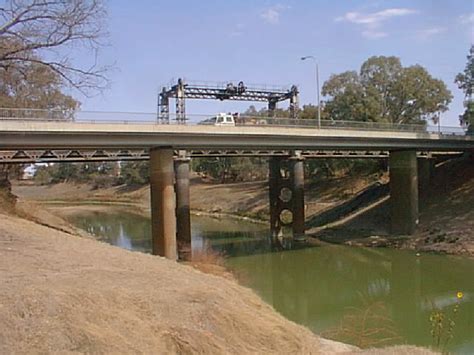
[314,157,474,257]
[0,211,438,354]
[0,211,350,354]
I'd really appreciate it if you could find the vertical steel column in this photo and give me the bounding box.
[289,85,299,119]
[150,148,177,259]
[158,87,169,123]
[269,156,282,237]
[268,100,277,118]
[389,150,419,235]
[290,154,305,240]
[174,151,191,246]
[176,78,186,123]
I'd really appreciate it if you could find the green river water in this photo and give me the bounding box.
[69,210,474,354]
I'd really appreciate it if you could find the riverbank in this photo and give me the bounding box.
[0,208,439,354]
[312,157,474,257]
[12,156,474,257]
[12,170,384,223]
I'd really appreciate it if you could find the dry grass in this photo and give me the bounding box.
[0,212,360,354]
[323,301,402,349]
[180,245,235,280]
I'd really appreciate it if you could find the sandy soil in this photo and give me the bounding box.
[0,212,350,354]
[0,211,438,354]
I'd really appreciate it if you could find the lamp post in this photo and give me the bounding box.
[301,55,321,128]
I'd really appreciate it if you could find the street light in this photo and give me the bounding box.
[301,55,321,128]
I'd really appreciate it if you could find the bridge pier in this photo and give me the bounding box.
[269,157,284,238]
[269,154,305,240]
[174,152,192,248]
[389,150,419,235]
[290,153,305,241]
[418,158,434,197]
[150,148,177,259]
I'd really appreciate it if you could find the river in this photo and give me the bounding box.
[68,209,474,354]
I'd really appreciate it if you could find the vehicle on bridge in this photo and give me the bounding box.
[198,112,236,126]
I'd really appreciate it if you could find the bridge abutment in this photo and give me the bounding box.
[150,148,177,259]
[389,150,419,235]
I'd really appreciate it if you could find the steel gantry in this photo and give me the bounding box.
[157,78,299,123]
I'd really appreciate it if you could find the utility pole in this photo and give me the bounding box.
[301,56,321,128]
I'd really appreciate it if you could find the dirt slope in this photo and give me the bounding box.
[0,212,439,354]
[0,212,354,354]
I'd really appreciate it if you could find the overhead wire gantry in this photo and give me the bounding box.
[157,78,299,123]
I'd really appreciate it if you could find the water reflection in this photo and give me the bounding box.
[69,210,474,353]
[227,246,474,353]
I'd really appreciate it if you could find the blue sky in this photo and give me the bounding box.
[76,0,473,127]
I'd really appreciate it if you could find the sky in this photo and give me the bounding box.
[75,0,473,127]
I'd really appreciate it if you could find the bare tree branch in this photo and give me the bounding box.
[0,0,110,95]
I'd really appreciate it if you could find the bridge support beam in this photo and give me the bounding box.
[174,152,191,248]
[290,154,305,240]
[150,148,177,259]
[389,150,419,235]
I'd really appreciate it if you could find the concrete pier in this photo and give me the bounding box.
[290,155,305,240]
[269,157,283,237]
[269,155,305,240]
[389,150,419,235]
[174,153,191,245]
[418,158,434,197]
[150,148,177,259]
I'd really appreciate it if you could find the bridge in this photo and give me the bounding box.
[1,109,473,260]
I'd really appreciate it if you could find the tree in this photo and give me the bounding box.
[0,0,109,94]
[0,1,110,191]
[119,162,150,185]
[0,59,78,111]
[322,56,452,125]
[455,45,474,133]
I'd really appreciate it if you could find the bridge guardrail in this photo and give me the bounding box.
[0,108,469,136]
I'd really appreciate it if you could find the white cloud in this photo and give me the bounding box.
[335,8,418,39]
[460,13,474,25]
[261,8,279,24]
[260,5,290,25]
[417,27,446,39]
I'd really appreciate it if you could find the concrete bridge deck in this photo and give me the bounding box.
[0,120,473,151]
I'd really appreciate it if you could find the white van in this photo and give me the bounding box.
[198,112,237,126]
[213,112,236,126]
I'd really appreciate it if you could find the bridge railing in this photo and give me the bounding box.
[0,108,469,136]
